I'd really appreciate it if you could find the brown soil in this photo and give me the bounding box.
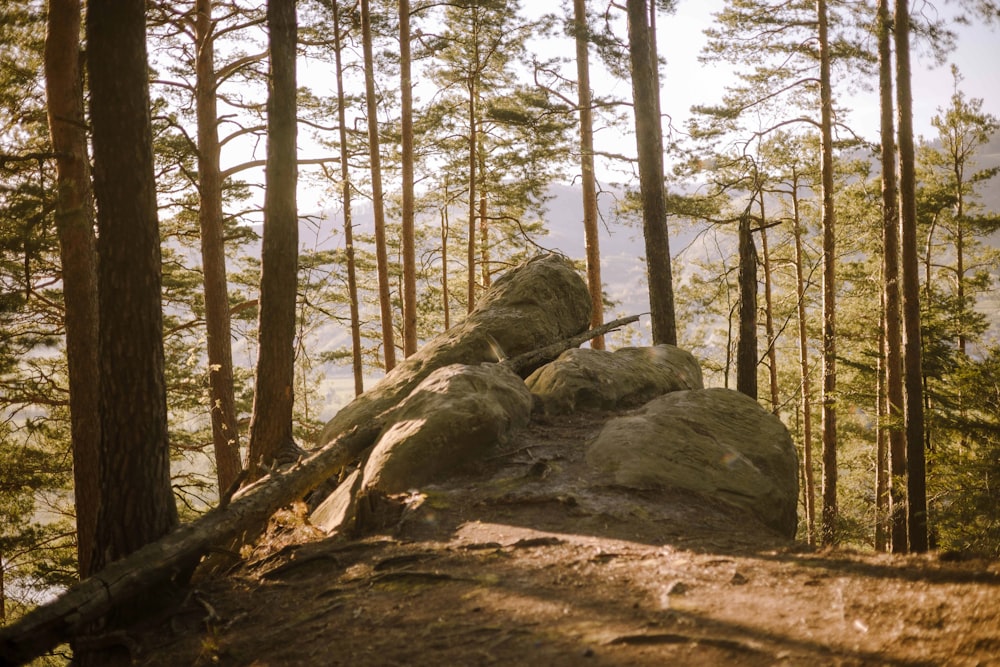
[133,411,1000,667]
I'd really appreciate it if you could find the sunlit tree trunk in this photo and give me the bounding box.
[792,173,816,546]
[400,0,417,357]
[44,0,100,578]
[466,80,478,313]
[817,0,839,546]
[332,0,363,397]
[626,0,676,345]
[759,197,779,411]
[574,0,604,348]
[361,0,397,369]
[877,0,907,553]
[195,0,242,493]
[894,0,928,553]
[247,0,299,479]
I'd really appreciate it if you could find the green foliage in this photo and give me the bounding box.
[928,348,1000,556]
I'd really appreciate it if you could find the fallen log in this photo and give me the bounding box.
[0,423,382,667]
[502,314,641,377]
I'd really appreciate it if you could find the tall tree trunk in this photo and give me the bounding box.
[574,0,604,348]
[736,210,757,399]
[626,0,676,345]
[332,1,363,398]
[792,171,816,546]
[247,0,299,479]
[441,176,452,330]
[44,0,101,579]
[878,0,907,553]
[817,0,838,546]
[85,3,179,661]
[399,0,418,357]
[759,197,779,411]
[87,0,178,572]
[196,0,242,493]
[361,0,397,370]
[894,0,928,553]
[876,304,889,552]
[479,146,490,289]
[467,79,478,314]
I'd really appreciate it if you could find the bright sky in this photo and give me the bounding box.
[655,0,1000,146]
[295,2,1000,211]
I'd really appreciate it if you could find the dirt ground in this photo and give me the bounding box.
[131,410,1000,667]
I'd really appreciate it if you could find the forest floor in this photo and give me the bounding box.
[130,410,1000,667]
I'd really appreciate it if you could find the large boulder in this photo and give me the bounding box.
[316,254,591,447]
[310,362,532,534]
[586,388,798,537]
[362,363,533,493]
[525,344,703,415]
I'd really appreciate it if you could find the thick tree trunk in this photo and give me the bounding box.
[400,0,418,357]
[626,0,676,345]
[85,3,179,663]
[736,211,757,400]
[332,1,364,397]
[196,0,243,492]
[87,0,178,575]
[877,0,907,553]
[247,0,299,479]
[574,0,605,349]
[361,0,397,370]
[894,0,928,553]
[817,0,839,547]
[44,0,101,579]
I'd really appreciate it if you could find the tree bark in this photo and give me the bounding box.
[817,0,839,547]
[894,0,928,553]
[44,0,101,579]
[247,0,299,479]
[792,180,816,546]
[400,0,418,357]
[736,211,757,399]
[574,0,605,349]
[196,0,243,493]
[877,0,907,553]
[360,0,397,370]
[332,1,364,397]
[759,199,780,412]
[467,80,478,314]
[86,3,179,662]
[626,0,676,345]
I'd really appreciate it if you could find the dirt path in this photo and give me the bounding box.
[133,412,1000,666]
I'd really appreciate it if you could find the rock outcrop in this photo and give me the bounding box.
[361,363,533,493]
[585,388,799,537]
[315,254,591,448]
[525,344,703,415]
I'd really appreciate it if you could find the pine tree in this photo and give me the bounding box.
[43,0,100,578]
[360,0,397,370]
[572,0,605,347]
[247,0,300,479]
[627,0,676,345]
